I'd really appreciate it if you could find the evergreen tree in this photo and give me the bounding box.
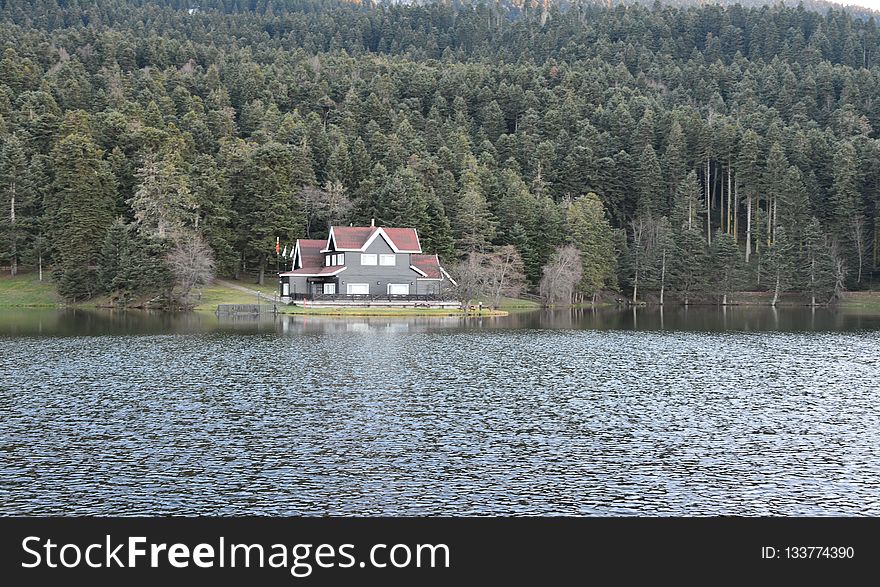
[671,171,702,232]
[636,144,663,217]
[454,167,496,253]
[49,133,117,300]
[671,226,707,306]
[710,231,745,305]
[765,226,797,306]
[129,153,197,239]
[0,133,28,275]
[801,217,837,305]
[566,193,616,302]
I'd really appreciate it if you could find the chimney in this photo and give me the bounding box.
[371,218,375,227]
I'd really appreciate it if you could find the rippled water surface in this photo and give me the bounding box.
[2,307,879,515]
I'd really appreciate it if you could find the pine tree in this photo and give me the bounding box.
[50,133,117,300]
[636,144,663,217]
[737,130,761,263]
[829,141,865,285]
[376,166,430,234]
[129,153,197,239]
[671,171,702,231]
[0,134,27,275]
[710,231,744,305]
[765,226,796,306]
[801,217,837,305]
[97,218,136,301]
[671,226,707,306]
[454,167,496,253]
[566,193,616,303]
[662,118,687,207]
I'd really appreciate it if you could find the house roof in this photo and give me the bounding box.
[330,226,376,250]
[327,226,422,253]
[410,254,442,279]
[279,266,348,277]
[296,239,325,270]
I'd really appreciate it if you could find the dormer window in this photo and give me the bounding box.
[325,253,345,267]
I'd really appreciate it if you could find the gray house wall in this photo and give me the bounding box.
[334,235,420,295]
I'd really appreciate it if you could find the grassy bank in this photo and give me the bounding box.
[0,274,61,307]
[838,292,880,312]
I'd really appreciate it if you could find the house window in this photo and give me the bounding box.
[325,255,331,267]
[387,283,410,295]
[361,254,377,266]
[347,283,369,295]
[323,283,336,294]
[379,254,396,266]
[338,253,344,265]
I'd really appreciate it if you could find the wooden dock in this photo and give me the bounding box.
[216,304,276,316]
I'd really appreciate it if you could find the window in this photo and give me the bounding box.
[338,253,345,265]
[323,283,336,294]
[387,283,410,295]
[325,255,330,267]
[361,254,377,266]
[347,283,369,295]
[379,254,396,266]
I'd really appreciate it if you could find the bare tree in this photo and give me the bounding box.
[539,245,583,306]
[484,245,526,308]
[449,253,489,310]
[300,181,352,237]
[166,231,215,308]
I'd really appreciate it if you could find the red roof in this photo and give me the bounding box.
[411,254,442,279]
[329,226,421,252]
[383,227,421,252]
[296,239,325,270]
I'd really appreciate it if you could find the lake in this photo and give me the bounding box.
[1,306,879,516]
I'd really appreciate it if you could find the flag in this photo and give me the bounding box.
[275,236,280,254]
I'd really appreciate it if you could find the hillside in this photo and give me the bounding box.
[0,0,878,306]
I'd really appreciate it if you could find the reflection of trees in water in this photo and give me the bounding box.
[0,307,876,337]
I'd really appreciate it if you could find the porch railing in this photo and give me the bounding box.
[286,293,442,302]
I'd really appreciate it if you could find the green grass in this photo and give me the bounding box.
[224,278,281,296]
[0,273,61,307]
[838,292,880,312]
[191,283,274,312]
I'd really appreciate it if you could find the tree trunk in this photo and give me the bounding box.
[733,178,738,242]
[9,176,16,277]
[632,270,638,304]
[258,254,266,285]
[767,196,772,247]
[727,165,732,235]
[706,158,711,245]
[772,195,778,243]
[659,249,666,306]
[771,273,780,307]
[745,194,752,263]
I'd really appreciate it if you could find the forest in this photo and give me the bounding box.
[1,0,879,307]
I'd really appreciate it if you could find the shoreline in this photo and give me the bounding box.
[2,274,879,314]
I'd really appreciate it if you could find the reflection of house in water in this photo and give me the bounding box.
[278,315,466,335]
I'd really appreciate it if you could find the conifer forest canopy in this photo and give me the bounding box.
[1,0,880,304]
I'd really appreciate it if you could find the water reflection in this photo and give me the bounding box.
[1,306,880,337]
